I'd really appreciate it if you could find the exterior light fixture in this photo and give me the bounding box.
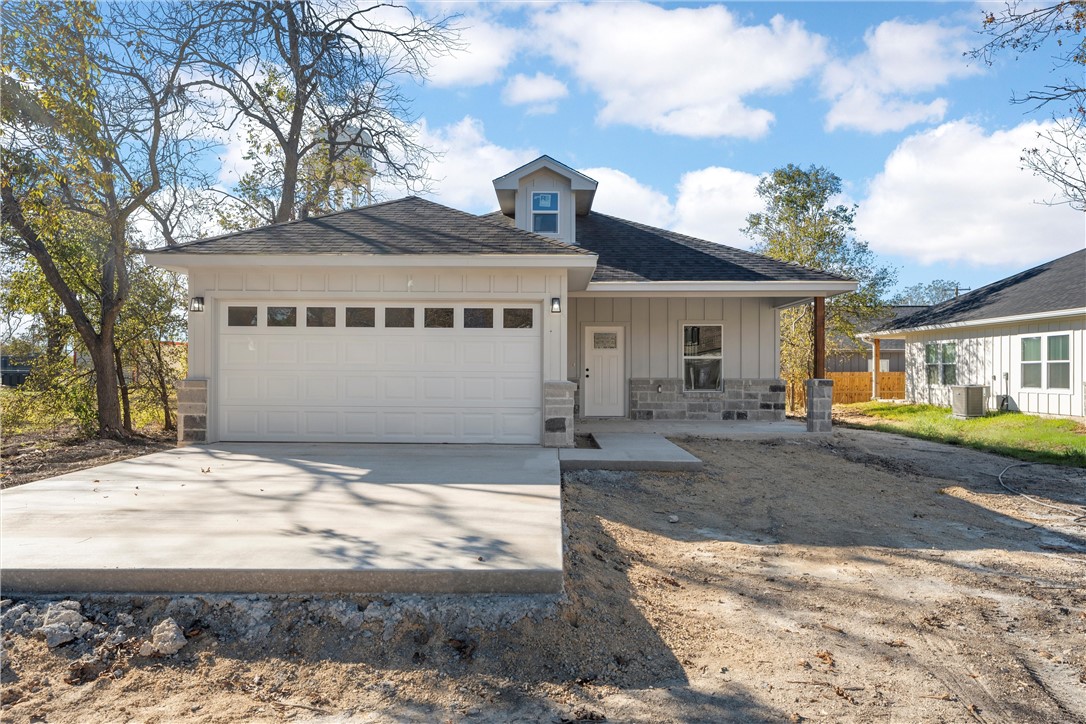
[551,297,562,313]
[189,297,205,312]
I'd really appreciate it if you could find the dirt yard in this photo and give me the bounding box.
[1,428,173,490]
[2,429,1085,723]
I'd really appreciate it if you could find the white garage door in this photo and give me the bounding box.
[217,302,542,443]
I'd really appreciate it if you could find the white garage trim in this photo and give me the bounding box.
[215,301,543,443]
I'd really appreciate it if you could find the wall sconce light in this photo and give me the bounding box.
[189,297,205,312]
[551,297,562,313]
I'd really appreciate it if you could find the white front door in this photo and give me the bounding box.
[584,326,625,417]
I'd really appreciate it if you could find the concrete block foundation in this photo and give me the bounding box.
[543,380,577,448]
[806,378,834,434]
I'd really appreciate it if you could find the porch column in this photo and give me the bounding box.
[872,337,881,400]
[813,296,826,379]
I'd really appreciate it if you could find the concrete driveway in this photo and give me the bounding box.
[1,444,562,595]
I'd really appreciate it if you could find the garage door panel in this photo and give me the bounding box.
[266,341,300,365]
[219,303,541,443]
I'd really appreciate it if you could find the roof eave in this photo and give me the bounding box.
[870,306,1086,337]
[574,280,857,297]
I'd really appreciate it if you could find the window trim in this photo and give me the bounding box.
[1021,333,1071,390]
[531,192,559,235]
[682,322,723,392]
[924,341,957,386]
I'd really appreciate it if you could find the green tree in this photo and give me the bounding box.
[743,165,896,402]
[970,2,1086,209]
[1,1,201,437]
[891,279,962,306]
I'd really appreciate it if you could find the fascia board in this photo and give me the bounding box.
[870,307,1086,337]
[143,251,598,274]
[574,280,857,297]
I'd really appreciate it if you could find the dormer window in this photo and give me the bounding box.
[532,192,559,234]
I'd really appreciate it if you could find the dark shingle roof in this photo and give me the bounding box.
[153,197,592,256]
[484,210,850,283]
[883,249,1086,330]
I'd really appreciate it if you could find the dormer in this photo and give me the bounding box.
[492,155,598,245]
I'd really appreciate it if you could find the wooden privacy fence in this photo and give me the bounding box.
[788,371,906,410]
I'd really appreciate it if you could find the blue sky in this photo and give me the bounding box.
[376,1,1084,296]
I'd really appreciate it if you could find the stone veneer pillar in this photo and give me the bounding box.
[175,379,208,445]
[805,378,833,434]
[543,380,576,448]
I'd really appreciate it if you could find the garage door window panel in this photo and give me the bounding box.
[306,307,336,327]
[425,308,454,328]
[346,307,375,328]
[464,308,494,329]
[386,307,415,328]
[503,308,533,329]
[228,306,258,327]
[268,306,297,327]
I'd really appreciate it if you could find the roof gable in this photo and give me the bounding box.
[492,155,598,217]
[884,249,1086,330]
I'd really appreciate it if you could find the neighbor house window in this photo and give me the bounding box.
[924,342,957,385]
[683,324,722,391]
[1022,334,1070,389]
[531,192,558,234]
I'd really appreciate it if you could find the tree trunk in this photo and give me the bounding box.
[151,341,174,430]
[113,343,133,433]
[86,339,125,438]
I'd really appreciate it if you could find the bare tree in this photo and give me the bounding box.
[139,0,459,227]
[970,1,1086,210]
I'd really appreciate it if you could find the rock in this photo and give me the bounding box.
[35,601,92,648]
[668,514,679,524]
[143,618,187,656]
[1,604,28,628]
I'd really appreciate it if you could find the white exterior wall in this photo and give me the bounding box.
[568,296,781,381]
[513,169,575,245]
[902,313,1086,418]
[186,265,569,440]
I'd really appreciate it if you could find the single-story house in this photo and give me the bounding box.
[146,156,855,446]
[827,305,929,373]
[869,249,1086,418]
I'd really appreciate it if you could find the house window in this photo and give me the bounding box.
[924,342,957,385]
[1023,334,1070,389]
[227,306,257,327]
[267,306,297,327]
[531,192,558,234]
[464,308,493,329]
[306,307,336,327]
[683,324,722,391]
[345,307,375,328]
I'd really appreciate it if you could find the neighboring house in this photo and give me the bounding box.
[146,156,855,446]
[826,305,929,373]
[871,249,1086,418]
[1,355,35,387]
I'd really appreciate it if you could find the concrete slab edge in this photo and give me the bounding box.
[2,569,564,596]
[559,458,702,472]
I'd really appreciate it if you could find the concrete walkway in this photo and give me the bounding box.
[1,444,562,596]
[559,433,702,472]
[576,418,810,439]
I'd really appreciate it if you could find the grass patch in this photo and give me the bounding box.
[836,401,1086,467]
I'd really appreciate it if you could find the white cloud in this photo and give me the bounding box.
[672,168,763,247]
[532,3,827,139]
[412,116,538,213]
[427,16,520,88]
[502,72,568,114]
[858,120,1085,266]
[822,20,980,133]
[581,167,674,228]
